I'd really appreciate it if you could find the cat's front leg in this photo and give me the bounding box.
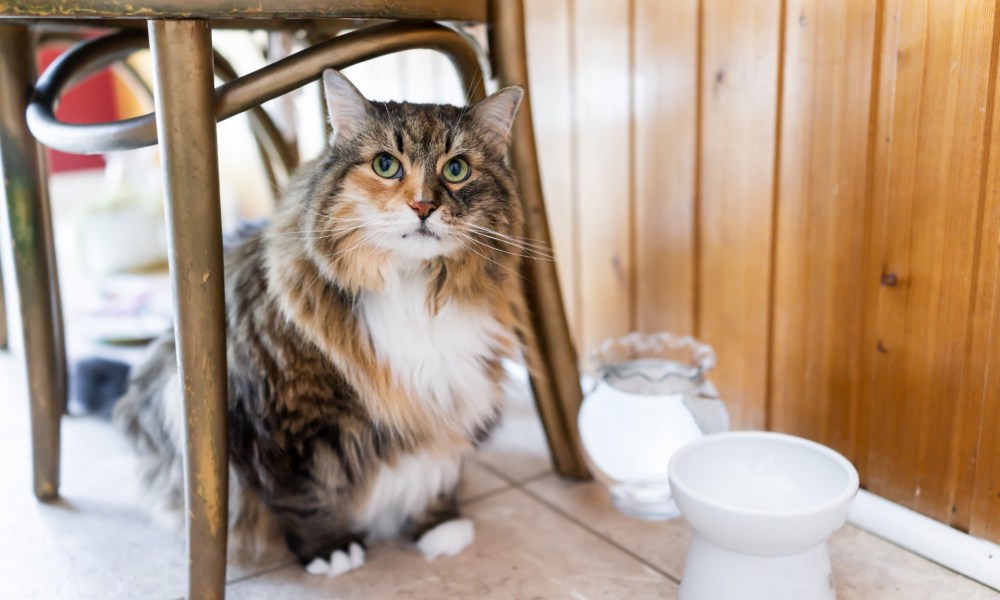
[278,510,366,577]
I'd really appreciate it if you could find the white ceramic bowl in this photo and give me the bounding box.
[668,431,859,556]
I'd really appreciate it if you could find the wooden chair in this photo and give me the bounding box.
[0,2,586,598]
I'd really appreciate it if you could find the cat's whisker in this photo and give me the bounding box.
[451,68,481,135]
[450,232,527,282]
[466,224,555,253]
[272,213,388,240]
[462,230,556,263]
[278,193,332,221]
[323,229,384,261]
[462,228,557,261]
[464,230,557,261]
[466,229,569,262]
[465,229,551,253]
[275,221,378,241]
[466,222,551,245]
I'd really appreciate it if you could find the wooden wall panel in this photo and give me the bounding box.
[968,22,1000,540]
[572,0,634,354]
[524,0,579,344]
[698,0,782,429]
[633,0,698,335]
[769,1,878,459]
[862,0,998,527]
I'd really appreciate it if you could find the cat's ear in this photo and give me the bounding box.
[322,69,371,145]
[469,86,524,151]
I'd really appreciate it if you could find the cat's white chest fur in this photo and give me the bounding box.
[360,267,510,429]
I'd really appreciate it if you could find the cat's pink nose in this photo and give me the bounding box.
[408,200,436,220]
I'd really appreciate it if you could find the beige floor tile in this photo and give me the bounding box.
[227,487,678,600]
[831,525,999,599]
[475,445,552,485]
[0,420,188,600]
[458,458,510,503]
[526,475,692,579]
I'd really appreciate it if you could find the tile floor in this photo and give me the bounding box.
[1,351,998,599]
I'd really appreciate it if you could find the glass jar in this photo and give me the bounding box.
[578,332,728,520]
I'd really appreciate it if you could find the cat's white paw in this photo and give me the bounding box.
[416,518,474,560]
[348,542,365,569]
[330,550,351,577]
[305,558,330,575]
[303,543,366,577]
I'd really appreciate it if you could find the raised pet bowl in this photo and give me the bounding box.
[668,431,859,600]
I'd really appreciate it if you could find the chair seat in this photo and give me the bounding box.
[0,0,486,22]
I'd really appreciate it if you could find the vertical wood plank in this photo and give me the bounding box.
[769,0,878,459]
[863,0,998,526]
[968,12,1000,538]
[633,0,699,335]
[524,0,579,345]
[572,0,634,355]
[698,0,782,429]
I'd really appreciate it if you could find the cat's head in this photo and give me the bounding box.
[302,69,524,269]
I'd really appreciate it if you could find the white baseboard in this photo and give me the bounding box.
[848,489,1000,591]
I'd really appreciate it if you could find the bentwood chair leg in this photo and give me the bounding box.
[148,20,229,600]
[488,0,589,479]
[0,25,63,500]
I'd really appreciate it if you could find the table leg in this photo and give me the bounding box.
[148,19,229,600]
[0,24,63,500]
[488,0,589,479]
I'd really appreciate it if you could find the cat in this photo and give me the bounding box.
[114,69,530,577]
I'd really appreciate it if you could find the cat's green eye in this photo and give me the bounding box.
[442,157,471,183]
[373,153,402,179]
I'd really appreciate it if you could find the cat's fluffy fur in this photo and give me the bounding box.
[114,70,530,573]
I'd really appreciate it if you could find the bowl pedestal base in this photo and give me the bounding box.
[680,533,835,600]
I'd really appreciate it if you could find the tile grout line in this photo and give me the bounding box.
[459,480,519,507]
[225,558,298,587]
[516,481,682,586]
[477,462,682,586]
[473,456,551,486]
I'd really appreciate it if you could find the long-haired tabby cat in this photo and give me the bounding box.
[114,69,529,576]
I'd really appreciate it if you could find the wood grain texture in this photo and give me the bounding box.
[861,0,998,527]
[0,0,488,21]
[524,0,579,345]
[572,0,634,356]
[968,11,1000,538]
[697,0,782,430]
[768,0,878,459]
[633,0,698,335]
